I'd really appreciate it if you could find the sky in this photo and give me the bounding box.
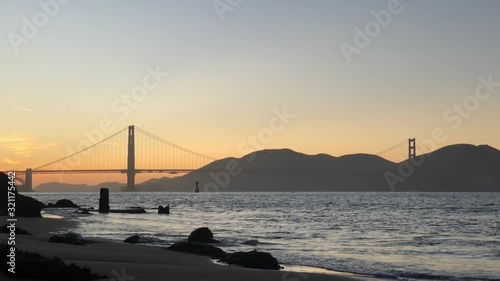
[1,0,500,185]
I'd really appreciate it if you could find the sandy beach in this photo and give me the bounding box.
[1,217,364,281]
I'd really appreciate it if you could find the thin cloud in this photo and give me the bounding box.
[4,157,19,165]
[13,104,33,112]
[0,134,56,158]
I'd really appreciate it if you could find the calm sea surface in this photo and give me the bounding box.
[29,192,499,281]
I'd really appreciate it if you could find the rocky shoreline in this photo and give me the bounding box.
[0,216,361,281]
[1,173,361,280]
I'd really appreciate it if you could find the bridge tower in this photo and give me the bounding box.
[25,168,33,192]
[127,125,136,191]
[408,138,416,159]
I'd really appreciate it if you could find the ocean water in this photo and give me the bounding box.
[29,192,499,281]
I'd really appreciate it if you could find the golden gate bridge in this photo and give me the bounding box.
[7,125,432,192]
[10,126,216,192]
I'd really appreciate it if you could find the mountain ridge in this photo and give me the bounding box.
[33,144,500,192]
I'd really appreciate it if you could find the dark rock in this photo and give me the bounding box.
[241,239,260,246]
[167,242,227,259]
[0,244,106,280]
[124,235,140,244]
[78,209,91,215]
[188,227,214,243]
[15,194,46,217]
[0,224,31,235]
[1,173,46,217]
[47,199,80,208]
[158,205,170,214]
[108,208,146,214]
[49,232,91,246]
[218,250,281,270]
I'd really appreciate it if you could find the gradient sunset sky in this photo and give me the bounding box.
[1,0,500,185]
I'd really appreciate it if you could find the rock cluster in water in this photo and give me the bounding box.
[47,199,80,208]
[166,227,281,270]
[219,250,281,270]
[188,227,219,243]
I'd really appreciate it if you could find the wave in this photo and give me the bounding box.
[321,266,500,281]
[135,236,168,245]
[31,192,500,281]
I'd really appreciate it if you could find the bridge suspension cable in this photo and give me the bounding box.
[32,126,216,172]
[376,139,437,163]
[416,140,433,154]
[375,140,407,156]
[34,127,129,171]
[135,127,216,160]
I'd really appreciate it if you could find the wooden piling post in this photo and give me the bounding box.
[99,188,110,213]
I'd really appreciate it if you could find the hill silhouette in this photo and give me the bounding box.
[33,144,500,192]
[386,144,500,192]
[140,145,499,192]
[139,149,395,192]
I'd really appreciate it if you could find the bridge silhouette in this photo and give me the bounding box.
[11,126,216,192]
[8,126,432,192]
